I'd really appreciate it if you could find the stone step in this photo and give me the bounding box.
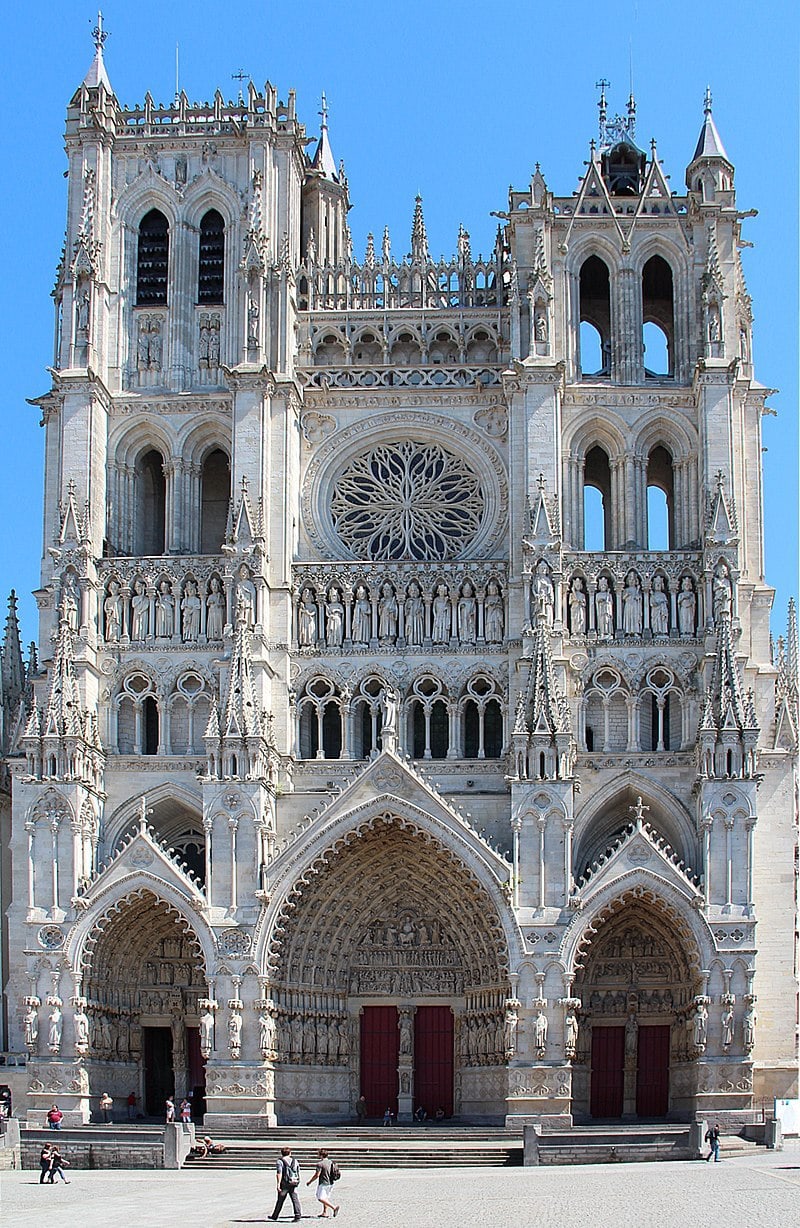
[186,1145,521,1171]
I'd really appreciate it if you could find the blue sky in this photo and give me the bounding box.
[1,0,797,645]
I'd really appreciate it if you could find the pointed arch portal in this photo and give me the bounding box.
[268,815,511,1120]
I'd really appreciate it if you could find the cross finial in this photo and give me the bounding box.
[537,472,546,491]
[92,10,108,52]
[319,91,329,130]
[232,70,249,103]
[715,468,726,491]
[703,86,713,117]
[629,796,650,826]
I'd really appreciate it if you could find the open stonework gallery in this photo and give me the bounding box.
[0,34,797,1134]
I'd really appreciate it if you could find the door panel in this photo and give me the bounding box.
[636,1025,670,1117]
[360,1006,399,1118]
[143,1026,174,1117]
[590,1026,625,1119]
[414,1006,454,1118]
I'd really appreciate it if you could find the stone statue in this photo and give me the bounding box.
[208,316,220,366]
[721,1004,735,1049]
[131,579,150,640]
[48,1004,63,1053]
[678,576,696,636]
[298,587,318,647]
[457,582,477,644]
[259,1011,276,1056]
[533,1008,548,1051]
[650,575,669,635]
[485,580,504,643]
[247,293,260,349]
[378,583,398,642]
[155,580,175,638]
[352,585,371,643]
[23,1002,39,1050]
[595,576,614,639]
[432,584,451,643]
[533,560,554,625]
[622,571,643,635]
[337,1018,349,1058]
[708,301,721,344]
[380,687,399,751]
[228,1010,242,1056]
[503,1001,519,1058]
[399,1011,412,1056]
[742,1001,757,1051]
[693,1001,708,1049]
[77,287,91,333]
[61,575,79,632]
[713,561,733,623]
[569,576,587,634]
[181,581,202,642]
[73,1006,90,1053]
[236,565,257,627]
[404,582,424,646]
[199,1006,214,1057]
[564,1009,579,1056]
[104,580,123,643]
[206,577,225,640]
[147,318,162,368]
[325,588,344,648]
[534,304,548,343]
[625,1012,638,1056]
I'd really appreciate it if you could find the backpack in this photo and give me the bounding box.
[329,1160,341,1183]
[281,1157,300,1188]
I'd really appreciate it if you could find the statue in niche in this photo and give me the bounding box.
[73,1005,90,1053]
[721,1004,735,1049]
[317,1018,329,1062]
[336,1019,349,1058]
[302,1018,316,1059]
[258,1011,275,1057]
[378,583,398,642]
[76,287,91,334]
[622,571,643,635]
[206,577,225,640]
[398,1012,412,1056]
[712,561,733,623]
[61,575,79,632]
[708,301,721,344]
[290,1014,303,1058]
[380,687,399,752]
[533,1008,548,1052]
[400,1071,410,1094]
[352,585,371,643]
[534,303,548,343]
[325,588,344,648]
[48,1004,63,1053]
[228,1010,242,1056]
[485,580,504,643]
[569,576,587,635]
[104,580,123,643]
[693,1001,708,1049]
[532,560,554,625]
[137,320,150,369]
[625,1012,639,1056]
[432,584,451,644]
[181,581,202,642]
[297,587,318,647]
[155,580,175,638]
[131,579,149,641]
[208,316,220,366]
[247,292,260,349]
[595,576,614,639]
[23,1002,39,1050]
[742,1001,757,1051]
[199,315,211,366]
[199,1005,214,1058]
[457,582,477,644]
[503,1001,519,1058]
[650,575,669,635]
[404,582,425,646]
[564,1009,579,1057]
[678,576,696,636]
[236,565,257,627]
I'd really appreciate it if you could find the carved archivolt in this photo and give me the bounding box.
[568,883,704,984]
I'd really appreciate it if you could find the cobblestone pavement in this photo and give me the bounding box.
[2,1145,799,1228]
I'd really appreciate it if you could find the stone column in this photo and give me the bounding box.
[397,1008,414,1122]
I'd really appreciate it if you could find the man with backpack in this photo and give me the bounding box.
[270,1144,302,1222]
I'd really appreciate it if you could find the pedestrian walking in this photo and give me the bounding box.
[39,1143,53,1184]
[165,1096,175,1123]
[269,1144,302,1222]
[126,1090,137,1120]
[99,1092,113,1123]
[180,1097,192,1124]
[47,1145,70,1183]
[705,1123,721,1162]
[306,1148,340,1218]
[46,1103,63,1130]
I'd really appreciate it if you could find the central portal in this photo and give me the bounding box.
[359,1005,455,1119]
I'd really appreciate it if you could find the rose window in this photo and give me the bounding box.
[330,440,485,561]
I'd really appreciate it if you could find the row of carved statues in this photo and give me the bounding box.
[93,566,258,643]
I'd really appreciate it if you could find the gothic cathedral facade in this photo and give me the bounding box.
[0,38,797,1128]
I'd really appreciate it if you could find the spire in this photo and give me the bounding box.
[788,598,798,688]
[692,87,730,162]
[698,606,759,778]
[82,11,113,92]
[410,195,429,262]
[222,612,263,739]
[1,591,25,709]
[511,606,574,780]
[43,618,83,738]
[311,91,338,181]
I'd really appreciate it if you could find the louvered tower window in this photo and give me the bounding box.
[198,209,225,303]
[136,209,169,305]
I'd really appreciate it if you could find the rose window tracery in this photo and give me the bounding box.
[330,440,485,561]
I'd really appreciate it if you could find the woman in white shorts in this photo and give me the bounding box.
[306,1148,339,1218]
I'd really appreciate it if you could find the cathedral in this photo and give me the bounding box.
[0,26,797,1131]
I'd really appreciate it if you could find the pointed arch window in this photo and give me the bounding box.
[200,449,231,554]
[579,256,611,378]
[198,209,225,304]
[136,209,169,306]
[642,256,675,377]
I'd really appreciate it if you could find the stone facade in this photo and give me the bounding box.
[0,39,797,1127]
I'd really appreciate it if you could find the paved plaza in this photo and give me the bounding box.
[2,1146,799,1228]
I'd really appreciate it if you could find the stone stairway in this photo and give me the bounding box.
[532,1124,696,1165]
[185,1125,524,1171]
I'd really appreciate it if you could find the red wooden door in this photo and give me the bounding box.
[590,1026,625,1119]
[414,1006,454,1118]
[636,1025,670,1117]
[360,1006,399,1118]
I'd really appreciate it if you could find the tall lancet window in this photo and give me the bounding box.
[198,209,225,304]
[136,209,170,306]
